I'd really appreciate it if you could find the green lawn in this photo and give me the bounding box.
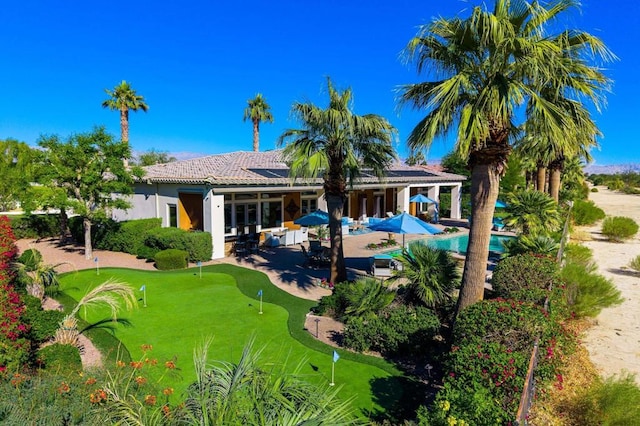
[58,264,410,418]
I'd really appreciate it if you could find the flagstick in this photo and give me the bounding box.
[330,361,335,386]
[259,293,263,314]
[143,287,147,308]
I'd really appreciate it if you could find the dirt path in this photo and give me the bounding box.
[580,186,640,384]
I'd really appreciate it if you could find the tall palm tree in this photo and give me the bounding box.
[392,242,460,308]
[243,93,274,152]
[102,80,149,146]
[399,0,611,317]
[279,78,397,284]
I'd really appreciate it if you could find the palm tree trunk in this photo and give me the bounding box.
[252,120,260,152]
[83,217,93,260]
[326,193,347,284]
[455,163,499,317]
[120,108,130,167]
[536,166,546,193]
[120,108,129,143]
[549,168,561,202]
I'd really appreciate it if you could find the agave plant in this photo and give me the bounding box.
[53,279,137,348]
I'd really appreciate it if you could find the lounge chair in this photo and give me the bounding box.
[370,255,394,277]
[263,232,280,248]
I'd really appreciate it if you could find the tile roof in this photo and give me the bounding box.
[140,149,465,186]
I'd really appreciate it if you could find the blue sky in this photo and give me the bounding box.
[0,0,638,165]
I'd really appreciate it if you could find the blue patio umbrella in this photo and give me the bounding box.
[495,200,508,208]
[294,210,330,226]
[410,194,439,223]
[368,212,442,247]
[409,194,436,204]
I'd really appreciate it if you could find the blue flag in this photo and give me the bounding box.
[197,261,202,267]
[257,289,263,297]
[94,257,98,263]
[140,285,146,291]
[333,350,340,363]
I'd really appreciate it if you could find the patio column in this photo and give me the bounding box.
[427,185,440,202]
[450,184,462,219]
[317,192,327,212]
[397,186,410,214]
[204,191,226,259]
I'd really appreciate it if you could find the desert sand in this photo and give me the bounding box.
[580,186,640,384]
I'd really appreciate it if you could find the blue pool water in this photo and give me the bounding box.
[387,234,513,256]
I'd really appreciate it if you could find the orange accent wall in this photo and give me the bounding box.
[283,192,302,229]
[178,193,203,231]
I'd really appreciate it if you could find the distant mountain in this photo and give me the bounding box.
[584,164,640,175]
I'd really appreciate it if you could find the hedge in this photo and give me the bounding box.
[154,248,189,270]
[37,343,82,373]
[93,218,162,255]
[143,227,212,262]
[9,214,60,239]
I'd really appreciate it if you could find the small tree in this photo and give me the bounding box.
[38,127,143,259]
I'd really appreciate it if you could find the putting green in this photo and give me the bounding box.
[58,266,404,415]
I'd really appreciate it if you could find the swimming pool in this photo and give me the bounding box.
[387,233,513,257]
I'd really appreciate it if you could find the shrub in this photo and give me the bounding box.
[563,243,593,268]
[94,218,162,255]
[601,216,639,242]
[571,200,605,226]
[491,254,559,304]
[154,249,188,270]
[590,187,598,192]
[561,262,622,317]
[568,374,640,425]
[17,248,43,271]
[22,295,65,343]
[629,255,640,273]
[9,214,60,239]
[143,227,212,262]
[343,305,440,356]
[37,343,82,373]
[314,278,394,321]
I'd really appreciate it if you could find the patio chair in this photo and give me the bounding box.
[233,241,247,257]
[300,244,320,268]
[492,217,505,231]
[263,232,280,248]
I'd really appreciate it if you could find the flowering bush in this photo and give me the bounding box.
[0,215,32,373]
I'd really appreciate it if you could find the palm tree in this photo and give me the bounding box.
[503,189,561,235]
[102,80,149,147]
[399,0,611,317]
[243,93,274,152]
[54,279,137,348]
[392,242,460,308]
[343,277,396,319]
[279,78,397,284]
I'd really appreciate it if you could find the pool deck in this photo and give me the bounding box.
[215,218,511,301]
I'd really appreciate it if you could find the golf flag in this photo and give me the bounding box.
[140,285,146,291]
[257,289,263,297]
[94,257,98,263]
[197,261,202,267]
[257,289,263,314]
[333,350,340,363]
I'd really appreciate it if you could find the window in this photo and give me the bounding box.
[261,201,282,228]
[168,204,177,227]
[224,204,232,234]
[301,198,317,215]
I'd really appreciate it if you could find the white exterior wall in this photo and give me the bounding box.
[450,184,462,219]
[204,192,225,259]
[396,187,411,213]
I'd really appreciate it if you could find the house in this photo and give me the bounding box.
[113,150,465,259]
